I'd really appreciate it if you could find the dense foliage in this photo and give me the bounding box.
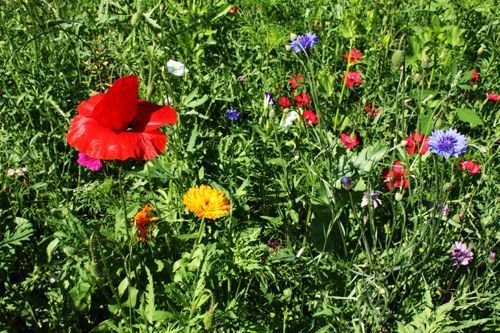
[1,0,498,331]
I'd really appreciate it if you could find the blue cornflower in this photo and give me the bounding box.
[226,109,240,121]
[290,32,318,53]
[428,129,467,158]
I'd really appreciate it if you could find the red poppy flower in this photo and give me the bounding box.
[343,48,363,64]
[469,69,479,84]
[289,74,304,90]
[294,91,310,107]
[228,6,238,14]
[66,76,177,161]
[278,96,292,108]
[363,104,380,117]
[382,161,409,190]
[340,132,360,149]
[459,161,480,175]
[487,93,500,102]
[405,132,429,155]
[342,70,362,88]
[303,110,318,126]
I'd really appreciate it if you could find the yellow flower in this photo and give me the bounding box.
[133,204,159,241]
[183,185,230,220]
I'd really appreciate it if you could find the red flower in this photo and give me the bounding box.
[363,104,380,117]
[459,161,480,175]
[405,132,429,155]
[382,161,409,190]
[289,74,304,90]
[278,96,292,108]
[469,69,479,84]
[487,93,500,102]
[66,76,177,161]
[340,132,360,149]
[228,6,238,14]
[294,91,310,107]
[303,110,318,126]
[343,48,363,64]
[342,70,362,88]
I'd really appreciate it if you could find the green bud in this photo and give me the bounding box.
[146,81,155,96]
[131,12,141,26]
[391,50,405,69]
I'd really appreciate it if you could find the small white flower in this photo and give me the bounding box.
[15,167,27,176]
[166,59,188,76]
[7,168,15,177]
[280,111,299,127]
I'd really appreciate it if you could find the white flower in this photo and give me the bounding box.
[280,111,300,127]
[361,191,382,209]
[7,168,15,177]
[166,59,188,76]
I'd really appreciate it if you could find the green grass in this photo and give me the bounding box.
[1,0,499,332]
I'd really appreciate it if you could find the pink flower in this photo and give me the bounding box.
[340,132,360,149]
[342,71,362,88]
[469,69,479,84]
[289,74,304,90]
[382,161,409,191]
[458,160,480,175]
[363,104,380,117]
[303,110,318,126]
[486,93,500,102]
[343,48,363,64]
[405,132,429,155]
[294,91,311,107]
[77,152,103,171]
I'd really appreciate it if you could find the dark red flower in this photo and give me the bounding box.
[303,110,318,126]
[294,91,310,107]
[340,132,360,149]
[342,70,362,88]
[459,160,480,175]
[469,69,479,84]
[66,76,177,161]
[343,48,363,64]
[487,93,500,102]
[363,104,380,117]
[278,96,292,108]
[405,132,429,155]
[289,74,304,90]
[382,161,409,190]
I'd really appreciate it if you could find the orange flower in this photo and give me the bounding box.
[133,204,158,241]
[183,185,230,220]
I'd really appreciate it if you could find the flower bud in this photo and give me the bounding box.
[285,45,291,51]
[290,33,298,41]
[477,45,485,56]
[414,73,422,83]
[341,176,353,190]
[391,50,405,69]
[394,192,403,201]
[422,56,430,68]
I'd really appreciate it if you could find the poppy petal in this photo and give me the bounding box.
[66,115,167,160]
[77,93,105,117]
[130,101,178,132]
[92,76,139,132]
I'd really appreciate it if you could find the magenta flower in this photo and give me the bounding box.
[77,152,103,171]
[451,241,474,266]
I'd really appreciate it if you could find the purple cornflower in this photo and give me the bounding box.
[290,32,318,53]
[451,241,474,266]
[341,176,353,190]
[264,92,274,108]
[361,191,382,209]
[226,109,240,121]
[428,129,467,158]
[77,152,102,172]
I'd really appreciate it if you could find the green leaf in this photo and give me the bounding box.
[46,238,59,262]
[118,277,129,297]
[456,108,483,127]
[144,266,155,323]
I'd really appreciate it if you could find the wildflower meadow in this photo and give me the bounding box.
[1,0,499,332]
